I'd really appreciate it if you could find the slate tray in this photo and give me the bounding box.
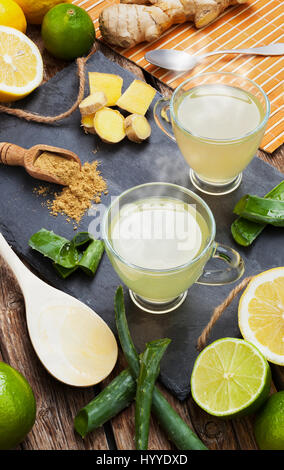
[0,51,283,400]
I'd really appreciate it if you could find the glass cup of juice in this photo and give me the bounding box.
[154,72,270,195]
[103,182,245,314]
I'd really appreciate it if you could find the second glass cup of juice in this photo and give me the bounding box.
[103,182,245,314]
[154,72,270,195]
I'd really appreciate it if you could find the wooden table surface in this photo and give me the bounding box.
[0,26,283,451]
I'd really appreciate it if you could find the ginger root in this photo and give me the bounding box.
[94,107,126,143]
[79,92,107,116]
[116,79,156,115]
[81,114,96,134]
[125,114,151,143]
[88,72,123,106]
[99,0,247,48]
[80,74,154,145]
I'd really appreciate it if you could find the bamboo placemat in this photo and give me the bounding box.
[73,0,284,153]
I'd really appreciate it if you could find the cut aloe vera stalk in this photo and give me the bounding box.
[135,338,171,450]
[234,195,284,226]
[231,181,284,246]
[191,338,271,418]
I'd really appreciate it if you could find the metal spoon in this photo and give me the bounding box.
[145,43,284,72]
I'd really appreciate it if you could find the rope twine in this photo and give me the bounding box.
[0,46,97,123]
[197,276,254,351]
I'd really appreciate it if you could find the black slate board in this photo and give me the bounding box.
[0,51,283,400]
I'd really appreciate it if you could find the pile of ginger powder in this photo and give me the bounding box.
[34,152,108,227]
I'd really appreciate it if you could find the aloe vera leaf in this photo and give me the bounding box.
[29,228,79,268]
[54,241,104,278]
[135,339,171,450]
[74,364,208,450]
[29,229,103,278]
[53,263,78,279]
[72,232,93,247]
[234,195,284,226]
[114,286,140,377]
[78,239,104,276]
[74,368,136,438]
[266,180,284,201]
[231,180,284,246]
[114,286,207,450]
[231,218,266,246]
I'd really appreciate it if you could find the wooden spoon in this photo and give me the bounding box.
[0,142,81,186]
[0,233,118,387]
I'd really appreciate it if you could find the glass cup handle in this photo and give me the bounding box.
[197,242,245,285]
[153,98,176,142]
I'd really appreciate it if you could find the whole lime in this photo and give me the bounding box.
[254,391,284,450]
[41,4,95,61]
[0,362,36,449]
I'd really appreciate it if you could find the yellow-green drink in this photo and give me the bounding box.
[103,183,245,314]
[154,73,270,195]
[173,84,265,184]
[109,197,210,302]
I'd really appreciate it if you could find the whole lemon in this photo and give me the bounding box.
[0,362,36,450]
[14,0,70,24]
[0,0,27,32]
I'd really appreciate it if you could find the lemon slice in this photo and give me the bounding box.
[239,267,284,365]
[191,338,271,418]
[0,26,43,102]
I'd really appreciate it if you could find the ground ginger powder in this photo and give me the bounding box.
[34,152,80,186]
[34,152,107,226]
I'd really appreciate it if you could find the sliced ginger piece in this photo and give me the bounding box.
[81,113,96,134]
[79,91,107,116]
[116,79,156,115]
[88,72,123,106]
[94,107,125,143]
[125,114,151,143]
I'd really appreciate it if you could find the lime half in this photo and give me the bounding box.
[191,338,271,418]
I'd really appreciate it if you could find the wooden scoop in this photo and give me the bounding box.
[0,233,118,387]
[0,142,81,186]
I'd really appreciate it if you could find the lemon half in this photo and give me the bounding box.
[0,25,43,102]
[239,267,284,365]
